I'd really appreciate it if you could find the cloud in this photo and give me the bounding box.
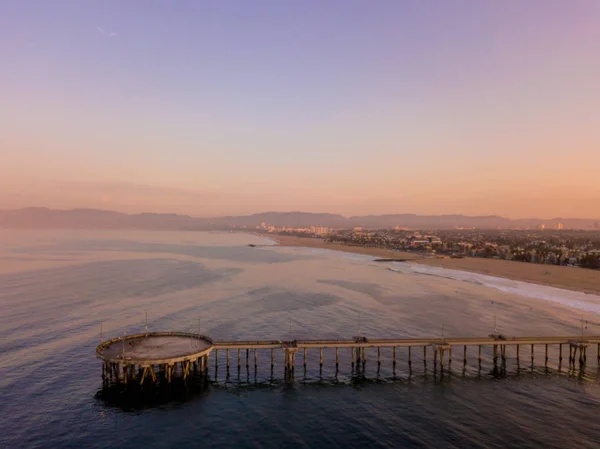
[96,26,118,37]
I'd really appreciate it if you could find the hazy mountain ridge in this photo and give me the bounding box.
[0,207,597,230]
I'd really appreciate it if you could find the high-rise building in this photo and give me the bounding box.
[556,223,564,230]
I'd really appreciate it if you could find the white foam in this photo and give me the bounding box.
[276,244,600,315]
[397,262,600,315]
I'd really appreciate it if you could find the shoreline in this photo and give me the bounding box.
[266,234,600,295]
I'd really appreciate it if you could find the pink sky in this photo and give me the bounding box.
[1,1,599,218]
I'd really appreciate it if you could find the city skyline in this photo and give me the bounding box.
[1,206,598,228]
[2,1,599,218]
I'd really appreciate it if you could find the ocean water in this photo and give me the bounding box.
[1,230,599,449]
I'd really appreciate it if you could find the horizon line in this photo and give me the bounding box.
[1,206,599,222]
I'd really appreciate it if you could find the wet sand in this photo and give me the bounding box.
[271,234,600,295]
[266,235,422,260]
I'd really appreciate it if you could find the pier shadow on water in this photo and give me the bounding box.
[95,377,211,412]
[95,361,599,412]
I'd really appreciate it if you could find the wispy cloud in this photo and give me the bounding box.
[96,26,118,37]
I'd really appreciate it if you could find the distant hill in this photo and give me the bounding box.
[221,212,350,228]
[0,207,598,230]
[0,207,204,230]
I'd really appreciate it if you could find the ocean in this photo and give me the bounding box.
[1,230,599,448]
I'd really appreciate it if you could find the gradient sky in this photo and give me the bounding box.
[1,1,599,218]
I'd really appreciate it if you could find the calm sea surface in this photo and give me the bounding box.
[1,230,599,448]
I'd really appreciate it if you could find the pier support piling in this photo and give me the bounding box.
[569,345,573,364]
[478,345,482,362]
[140,367,148,384]
[284,348,297,372]
[559,344,563,362]
[336,347,339,366]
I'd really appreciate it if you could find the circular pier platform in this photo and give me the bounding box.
[96,332,214,384]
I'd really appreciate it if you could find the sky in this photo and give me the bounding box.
[1,1,599,218]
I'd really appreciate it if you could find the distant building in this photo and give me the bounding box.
[410,240,431,248]
[538,224,545,230]
[311,226,330,236]
[556,223,564,230]
[595,221,599,229]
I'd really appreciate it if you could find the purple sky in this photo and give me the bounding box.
[1,1,599,218]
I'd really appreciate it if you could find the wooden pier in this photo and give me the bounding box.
[97,332,600,385]
[214,335,600,372]
[96,332,214,385]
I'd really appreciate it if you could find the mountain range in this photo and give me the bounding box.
[0,207,598,230]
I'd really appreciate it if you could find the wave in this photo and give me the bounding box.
[397,262,600,315]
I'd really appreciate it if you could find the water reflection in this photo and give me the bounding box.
[95,378,211,412]
[96,361,598,412]
[14,238,316,264]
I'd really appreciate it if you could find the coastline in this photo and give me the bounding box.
[268,234,600,295]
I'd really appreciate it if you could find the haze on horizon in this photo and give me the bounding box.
[1,1,599,220]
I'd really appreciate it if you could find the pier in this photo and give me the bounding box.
[97,332,600,385]
[97,332,214,384]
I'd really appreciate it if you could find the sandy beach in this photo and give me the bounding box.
[270,234,600,295]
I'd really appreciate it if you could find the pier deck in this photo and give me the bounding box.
[213,336,600,349]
